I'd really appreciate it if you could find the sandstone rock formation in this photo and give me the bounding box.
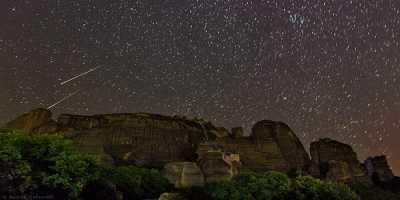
[310,138,370,183]
[197,120,310,173]
[3,109,214,168]
[4,108,53,133]
[198,120,309,172]
[365,156,395,183]
[325,160,353,182]
[252,120,310,172]
[197,151,239,183]
[162,162,204,188]
[3,109,311,174]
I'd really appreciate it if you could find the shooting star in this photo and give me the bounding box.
[60,66,102,85]
[47,90,80,109]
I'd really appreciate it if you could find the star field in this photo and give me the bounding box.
[0,0,399,174]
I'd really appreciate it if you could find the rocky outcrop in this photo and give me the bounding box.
[199,120,310,173]
[3,109,214,168]
[3,108,53,133]
[252,120,310,173]
[162,162,205,188]
[3,109,311,173]
[196,120,310,173]
[325,160,353,182]
[310,138,370,183]
[365,156,395,183]
[363,156,400,193]
[197,151,239,183]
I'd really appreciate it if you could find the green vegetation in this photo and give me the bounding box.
[100,166,172,199]
[204,172,360,200]
[0,128,171,199]
[290,176,359,200]
[0,128,99,198]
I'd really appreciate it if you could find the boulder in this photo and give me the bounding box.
[158,193,187,200]
[3,108,52,133]
[162,162,204,188]
[310,138,370,183]
[197,151,238,183]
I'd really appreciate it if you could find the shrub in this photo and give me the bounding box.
[205,171,291,200]
[101,165,172,199]
[0,129,99,198]
[290,176,359,200]
[205,172,360,200]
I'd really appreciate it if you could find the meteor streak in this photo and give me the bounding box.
[47,90,80,109]
[60,66,102,85]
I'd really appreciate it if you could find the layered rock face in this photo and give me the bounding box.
[4,108,53,133]
[162,162,205,188]
[197,120,310,173]
[310,138,370,183]
[5,108,400,192]
[251,120,310,172]
[3,109,311,174]
[3,109,210,168]
[197,151,239,183]
[325,160,353,182]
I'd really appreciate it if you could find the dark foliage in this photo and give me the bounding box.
[0,128,99,199]
[204,171,360,200]
[100,166,172,199]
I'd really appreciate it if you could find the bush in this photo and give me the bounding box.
[205,172,360,200]
[205,171,291,200]
[289,176,359,200]
[101,165,172,199]
[0,129,99,198]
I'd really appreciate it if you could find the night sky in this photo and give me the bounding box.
[0,1,399,175]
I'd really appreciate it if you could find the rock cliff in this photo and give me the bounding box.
[196,120,310,173]
[3,109,214,168]
[365,155,395,183]
[3,108,398,192]
[310,138,370,184]
[2,109,311,173]
[162,162,205,188]
[4,108,53,133]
